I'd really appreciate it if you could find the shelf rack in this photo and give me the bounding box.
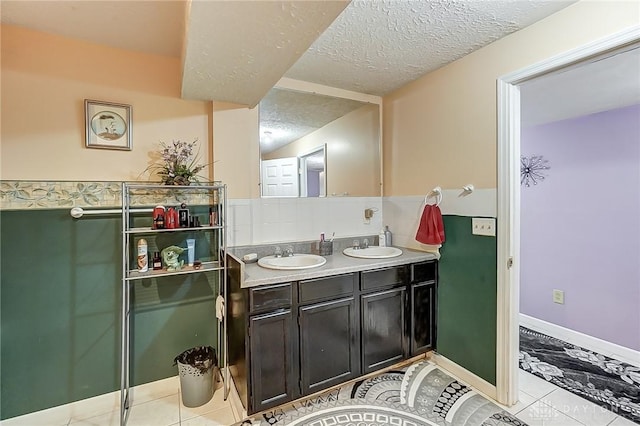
[119,182,227,426]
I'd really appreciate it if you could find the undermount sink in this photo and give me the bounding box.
[343,246,403,259]
[258,254,327,270]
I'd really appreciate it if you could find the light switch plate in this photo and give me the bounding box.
[472,217,496,236]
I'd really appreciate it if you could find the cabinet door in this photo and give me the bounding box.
[362,287,407,373]
[249,309,297,413]
[299,297,359,395]
[410,282,436,355]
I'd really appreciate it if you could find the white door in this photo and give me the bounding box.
[261,157,299,197]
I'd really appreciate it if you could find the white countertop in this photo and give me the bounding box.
[236,248,437,288]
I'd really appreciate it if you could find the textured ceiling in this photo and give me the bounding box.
[1,0,578,102]
[181,1,349,106]
[259,88,367,154]
[285,0,577,95]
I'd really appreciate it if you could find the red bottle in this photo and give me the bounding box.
[152,206,165,229]
[165,207,179,229]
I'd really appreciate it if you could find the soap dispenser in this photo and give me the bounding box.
[378,229,386,247]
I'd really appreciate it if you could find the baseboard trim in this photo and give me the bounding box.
[0,376,179,425]
[432,353,497,401]
[520,314,640,367]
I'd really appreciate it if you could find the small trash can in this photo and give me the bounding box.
[174,346,218,407]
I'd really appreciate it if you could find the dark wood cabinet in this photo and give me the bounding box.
[228,257,438,415]
[361,287,407,373]
[299,273,355,304]
[409,261,438,356]
[248,309,298,412]
[299,296,360,394]
[361,265,408,291]
[410,282,436,355]
[249,282,292,313]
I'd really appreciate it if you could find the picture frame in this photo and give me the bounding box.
[84,99,132,150]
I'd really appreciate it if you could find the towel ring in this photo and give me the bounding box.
[424,186,442,206]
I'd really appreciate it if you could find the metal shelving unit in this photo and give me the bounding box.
[120,182,227,426]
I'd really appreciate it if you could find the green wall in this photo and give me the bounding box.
[0,209,498,418]
[438,215,497,385]
[0,209,218,419]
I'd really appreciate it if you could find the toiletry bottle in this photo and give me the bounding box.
[137,239,148,272]
[166,207,177,229]
[153,214,164,230]
[152,206,165,229]
[209,205,218,226]
[384,225,393,247]
[178,203,189,227]
[186,239,196,266]
[152,251,162,270]
[378,229,386,247]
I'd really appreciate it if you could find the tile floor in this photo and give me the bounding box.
[2,368,636,426]
[508,369,637,426]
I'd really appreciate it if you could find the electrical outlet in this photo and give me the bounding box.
[472,218,496,236]
[553,289,564,304]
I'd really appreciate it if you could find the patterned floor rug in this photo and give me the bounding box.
[241,360,527,426]
[519,326,640,424]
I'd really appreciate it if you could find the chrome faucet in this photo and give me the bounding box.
[283,246,294,257]
[274,246,282,257]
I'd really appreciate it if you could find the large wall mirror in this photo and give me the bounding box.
[259,85,381,198]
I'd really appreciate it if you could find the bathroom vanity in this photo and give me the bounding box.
[226,246,437,414]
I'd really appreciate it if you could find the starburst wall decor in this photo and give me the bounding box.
[521,155,550,187]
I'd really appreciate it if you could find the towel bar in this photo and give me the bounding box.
[70,207,153,218]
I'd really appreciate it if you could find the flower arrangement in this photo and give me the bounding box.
[147,139,208,185]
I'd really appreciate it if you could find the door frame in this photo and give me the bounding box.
[496,25,640,405]
[298,144,327,198]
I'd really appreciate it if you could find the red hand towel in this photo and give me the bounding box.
[415,204,445,245]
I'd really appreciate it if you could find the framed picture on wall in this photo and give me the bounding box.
[84,99,132,150]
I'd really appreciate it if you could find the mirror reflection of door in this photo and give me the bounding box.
[299,145,326,197]
[258,87,381,198]
[261,157,299,197]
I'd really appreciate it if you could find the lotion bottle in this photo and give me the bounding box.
[378,229,386,247]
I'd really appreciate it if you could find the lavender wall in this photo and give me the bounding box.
[521,103,640,351]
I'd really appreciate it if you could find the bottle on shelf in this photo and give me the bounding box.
[137,239,148,272]
[166,207,178,229]
[178,203,189,228]
[152,206,165,229]
[209,205,218,226]
[152,251,162,270]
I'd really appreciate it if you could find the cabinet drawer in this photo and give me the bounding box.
[249,283,292,313]
[299,273,356,304]
[411,261,437,283]
[361,266,408,291]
